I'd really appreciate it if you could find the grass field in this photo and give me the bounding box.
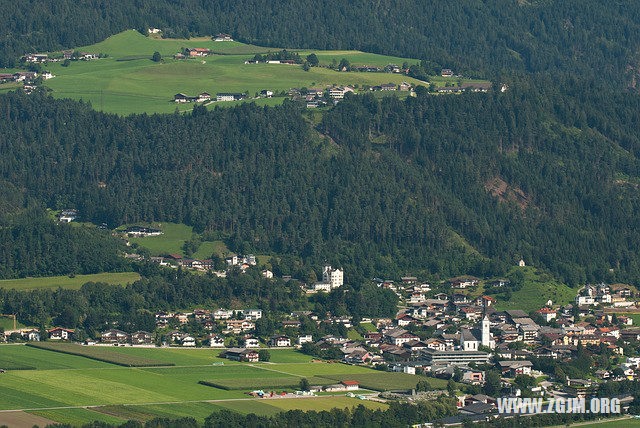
[322,372,445,392]
[0,346,397,425]
[200,375,332,390]
[0,345,111,370]
[26,343,174,367]
[123,222,229,258]
[37,30,481,115]
[493,267,576,312]
[0,272,141,291]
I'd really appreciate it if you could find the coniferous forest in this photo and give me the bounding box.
[2,73,640,286]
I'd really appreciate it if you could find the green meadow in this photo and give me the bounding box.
[0,272,140,291]
[0,344,399,425]
[38,30,476,115]
[122,222,229,258]
[492,267,576,312]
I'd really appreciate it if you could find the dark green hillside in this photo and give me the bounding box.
[2,79,640,283]
[2,1,640,84]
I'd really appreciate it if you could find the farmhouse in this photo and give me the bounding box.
[441,68,454,77]
[123,226,163,236]
[174,93,196,103]
[22,53,49,63]
[58,209,78,223]
[380,83,397,91]
[223,348,259,362]
[197,92,211,102]
[214,33,234,41]
[216,93,246,102]
[187,48,211,57]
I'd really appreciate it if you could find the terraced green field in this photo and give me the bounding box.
[37,30,480,115]
[0,272,140,290]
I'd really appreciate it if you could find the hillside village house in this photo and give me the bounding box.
[269,335,291,347]
[329,86,354,100]
[48,327,74,340]
[208,335,225,347]
[130,331,153,345]
[101,329,129,344]
[244,337,260,348]
[225,320,255,334]
[297,335,313,345]
[242,309,263,320]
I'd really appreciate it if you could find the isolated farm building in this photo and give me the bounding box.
[123,226,162,236]
[223,348,259,362]
[260,89,273,98]
[214,33,233,41]
[324,381,359,392]
[441,68,454,77]
[460,82,492,93]
[101,329,129,344]
[269,335,291,347]
[48,327,74,340]
[216,93,246,102]
[130,331,153,345]
[187,48,210,57]
[58,209,78,223]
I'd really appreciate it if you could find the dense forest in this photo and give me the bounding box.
[2,1,640,85]
[0,210,128,279]
[2,79,640,284]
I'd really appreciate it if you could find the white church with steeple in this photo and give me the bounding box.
[460,314,495,351]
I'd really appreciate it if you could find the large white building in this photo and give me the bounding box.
[322,265,344,289]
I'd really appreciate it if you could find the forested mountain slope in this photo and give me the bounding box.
[2,79,640,284]
[2,0,640,84]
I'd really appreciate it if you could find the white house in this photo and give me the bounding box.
[244,337,260,348]
[297,335,313,345]
[209,335,225,347]
[269,335,291,347]
[242,309,263,321]
[213,309,234,320]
